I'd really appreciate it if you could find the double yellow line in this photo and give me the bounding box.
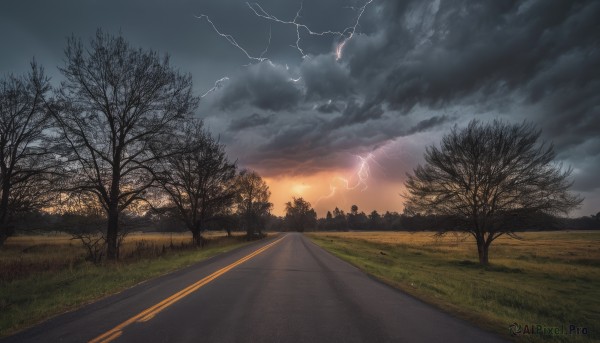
[89,236,285,343]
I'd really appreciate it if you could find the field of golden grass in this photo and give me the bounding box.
[308,231,599,343]
[0,231,244,281]
[314,230,599,265]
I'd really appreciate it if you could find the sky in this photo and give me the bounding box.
[1,0,599,217]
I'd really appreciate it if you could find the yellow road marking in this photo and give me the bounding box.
[100,331,122,342]
[89,236,284,343]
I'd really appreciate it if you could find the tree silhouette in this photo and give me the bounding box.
[51,30,198,259]
[235,170,272,238]
[404,120,582,265]
[155,120,237,246]
[0,61,59,247]
[368,210,382,229]
[347,204,367,229]
[285,197,317,232]
[332,207,347,231]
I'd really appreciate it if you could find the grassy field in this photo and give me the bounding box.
[307,231,599,343]
[0,231,252,337]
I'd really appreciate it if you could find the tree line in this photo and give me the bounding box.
[279,201,597,233]
[0,30,272,260]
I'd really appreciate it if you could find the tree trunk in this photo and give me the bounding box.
[106,203,119,260]
[192,228,204,247]
[0,223,11,248]
[0,180,11,248]
[0,228,10,247]
[106,153,122,260]
[477,239,489,265]
[226,227,232,237]
[245,212,254,239]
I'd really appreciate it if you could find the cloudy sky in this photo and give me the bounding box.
[2,0,599,217]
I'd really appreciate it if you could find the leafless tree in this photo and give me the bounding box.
[404,120,582,265]
[235,170,272,238]
[51,30,199,259]
[0,61,59,247]
[155,120,237,246]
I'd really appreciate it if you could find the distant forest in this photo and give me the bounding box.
[273,207,599,232]
[14,206,599,235]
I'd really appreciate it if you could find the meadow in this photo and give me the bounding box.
[308,231,600,343]
[0,231,250,337]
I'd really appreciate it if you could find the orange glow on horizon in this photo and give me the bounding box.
[264,170,406,217]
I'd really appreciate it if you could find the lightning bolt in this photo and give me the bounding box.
[198,1,374,63]
[195,14,271,63]
[247,0,374,60]
[196,3,380,208]
[346,153,373,191]
[195,14,272,98]
[316,153,377,205]
[335,0,374,60]
[201,77,230,98]
[196,1,374,99]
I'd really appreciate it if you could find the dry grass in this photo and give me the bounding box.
[0,231,251,336]
[0,231,245,282]
[314,230,600,265]
[308,231,600,342]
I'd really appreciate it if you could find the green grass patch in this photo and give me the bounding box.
[307,231,599,343]
[0,233,251,337]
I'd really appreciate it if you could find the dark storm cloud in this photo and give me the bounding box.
[405,115,450,135]
[234,0,598,194]
[572,159,600,192]
[326,100,384,128]
[251,98,389,169]
[229,113,274,131]
[217,61,302,111]
[300,54,354,100]
[259,0,599,179]
[252,109,451,177]
[316,101,342,114]
[343,0,600,146]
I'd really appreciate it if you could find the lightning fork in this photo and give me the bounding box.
[246,0,374,59]
[195,14,271,63]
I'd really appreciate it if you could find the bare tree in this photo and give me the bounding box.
[0,61,58,247]
[404,120,582,265]
[284,197,317,232]
[235,170,272,238]
[51,30,199,259]
[155,120,237,246]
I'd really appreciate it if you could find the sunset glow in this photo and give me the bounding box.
[265,171,406,217]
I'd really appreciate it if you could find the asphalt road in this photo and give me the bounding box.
[3,233,507,343]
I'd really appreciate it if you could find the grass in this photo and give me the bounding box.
[0,231,252,337]
[307,231,600,343]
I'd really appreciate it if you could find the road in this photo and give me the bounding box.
[3,233,507,343]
